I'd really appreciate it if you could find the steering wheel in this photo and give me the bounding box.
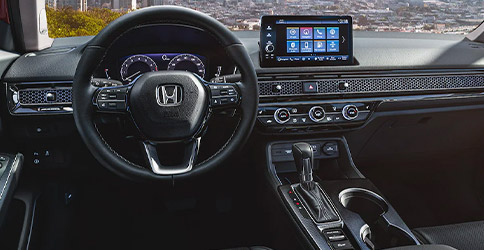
[72,6,258,182]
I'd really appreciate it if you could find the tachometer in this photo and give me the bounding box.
[167,54,205,78]
[120,55,158,82]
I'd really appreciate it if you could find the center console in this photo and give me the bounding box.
[257,16,426,249]
[266,138,426,250]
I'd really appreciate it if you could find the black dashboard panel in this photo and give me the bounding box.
[0,50,19,79]
[3,29,484,123]
[4,31,484,83]
[242,31,484,73]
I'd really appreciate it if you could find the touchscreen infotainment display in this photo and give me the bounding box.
[260,16,353,67]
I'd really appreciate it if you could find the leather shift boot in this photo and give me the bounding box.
[295,184,339,223]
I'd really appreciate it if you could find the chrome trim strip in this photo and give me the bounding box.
[143,137,201,175]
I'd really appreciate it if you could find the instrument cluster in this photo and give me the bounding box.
[93,24,236,84]
[119,53,207,83]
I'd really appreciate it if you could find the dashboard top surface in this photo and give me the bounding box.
[3,30,484,83]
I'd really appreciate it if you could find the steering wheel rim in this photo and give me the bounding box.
[72,6,258,182]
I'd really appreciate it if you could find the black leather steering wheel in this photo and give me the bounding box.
[72,6,258,182]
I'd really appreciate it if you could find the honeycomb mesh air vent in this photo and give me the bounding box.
[259,75,484,96]
[18,88,72,105]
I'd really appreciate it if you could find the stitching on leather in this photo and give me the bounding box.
[197,115,242,166]
[93,122,145,169]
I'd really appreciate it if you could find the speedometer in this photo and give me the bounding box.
[120,55,158,82]
[167,54,205,78]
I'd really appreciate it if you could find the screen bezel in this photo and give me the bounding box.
[259,15,354,68]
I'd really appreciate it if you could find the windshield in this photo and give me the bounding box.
[46,0,483,38]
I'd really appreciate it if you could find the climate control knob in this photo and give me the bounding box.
[309,106,325,122]
[342,105,358,120]
[274,108,290,124]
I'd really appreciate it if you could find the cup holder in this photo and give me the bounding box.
[339,188,415,249]
[339,188,389,224]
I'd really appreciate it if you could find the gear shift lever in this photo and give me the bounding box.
[292,142,315,190]
[292,142,339,223]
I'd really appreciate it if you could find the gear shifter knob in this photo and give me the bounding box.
[292,142,314,189]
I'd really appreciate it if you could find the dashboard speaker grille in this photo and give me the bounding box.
[18,88,72,105]
[259,74,484,96]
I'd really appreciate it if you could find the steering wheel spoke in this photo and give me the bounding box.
[93,85,129,113]
[206,82,241,110]
[142,138,201,175]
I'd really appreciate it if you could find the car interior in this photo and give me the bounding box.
[0,2,484,250]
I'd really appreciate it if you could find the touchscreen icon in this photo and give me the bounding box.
[286,27,299,39]
[327,40,339,52]
[300,27,313,39]
[314,27,326,39]
[300,41,313,53]
[314,40,326,52]
[327,27,339,39]
[287,40,300,53]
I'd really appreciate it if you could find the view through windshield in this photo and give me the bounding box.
[45,0,484,38]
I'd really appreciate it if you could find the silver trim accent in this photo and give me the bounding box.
[338,187,387,203]
[360,224,371,245]
[258,73,484,97]
[156,84,183,106]
[274,108,290,124]
[18,88,72,106]
[0,155,20,200]
[143,137,200,175]
[342,105,358,120]
[308,106,325,122]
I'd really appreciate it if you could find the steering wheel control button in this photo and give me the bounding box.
[91,78,123,87]
[303,82,318,93]
[96,87,128,111]
[209,84,239,108]
[342,105,358,120]
[309,106,325,122]
[274,108,290,124]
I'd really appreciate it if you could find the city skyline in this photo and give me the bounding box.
[46,0,484,34]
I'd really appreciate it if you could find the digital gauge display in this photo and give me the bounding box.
[119,53,206,82]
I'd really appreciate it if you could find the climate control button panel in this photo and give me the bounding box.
[257,102,375,130]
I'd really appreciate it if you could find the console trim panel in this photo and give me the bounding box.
[259,74,484,97]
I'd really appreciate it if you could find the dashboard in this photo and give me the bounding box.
[2,16,484,173]
[3,21,484,121]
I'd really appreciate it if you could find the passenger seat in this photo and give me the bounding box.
[413,221,484,250]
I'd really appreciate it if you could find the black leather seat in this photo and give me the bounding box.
[413,221,484,250]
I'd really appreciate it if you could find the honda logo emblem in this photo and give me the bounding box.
[156,85,183,106]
